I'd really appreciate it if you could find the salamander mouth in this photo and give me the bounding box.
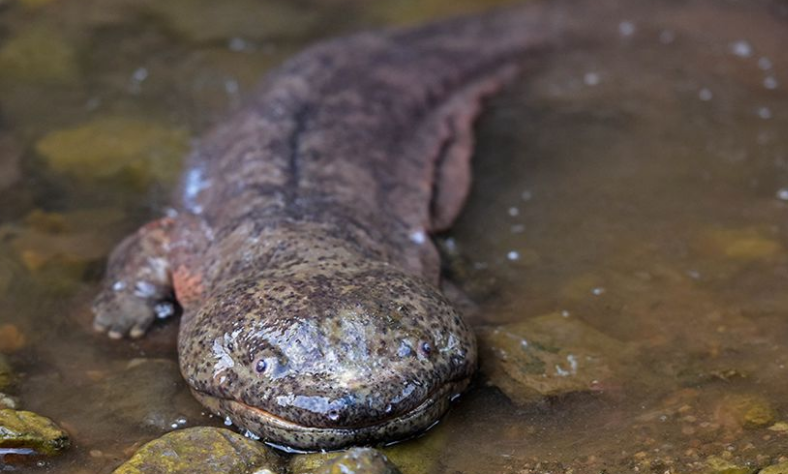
[190,377,471,451]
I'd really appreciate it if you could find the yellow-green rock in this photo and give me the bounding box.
[0,26,79,84]
[292,448,401,474]
[381,423,448,474]
[142,0,319,44]
[315,448,401,474]
[112,427,283,474]
[702,228,783,260]
[36,117,189,188]
[4,208,127,292]
[0,409,70,456]
[478,312,627,406]
[760,461,788,474]
[702,456,756,474]
[717,394,777,429]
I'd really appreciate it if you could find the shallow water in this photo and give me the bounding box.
[1,0,787,472]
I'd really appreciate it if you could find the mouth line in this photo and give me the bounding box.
[199,378,465,432]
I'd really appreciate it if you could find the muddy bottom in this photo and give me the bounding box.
[0,0,787,472]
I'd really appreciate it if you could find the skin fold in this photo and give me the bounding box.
[92,3,552,451]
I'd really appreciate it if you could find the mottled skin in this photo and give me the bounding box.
[93,4,549,450]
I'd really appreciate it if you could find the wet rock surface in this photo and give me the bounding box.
[111,427,283,474]
[35,117,188,189]
[0,409,70,456]
[478,312,629,405]
[308,448,401,474]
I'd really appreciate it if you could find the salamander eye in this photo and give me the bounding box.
[255,358,268,374]
[419,340,433,357]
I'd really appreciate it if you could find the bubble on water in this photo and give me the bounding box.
[759,57,773,70]
[758,107,772,119]
[776,187,788,201]
[618,21,636,37]
[521,190,533,201]
[730,40,753,57]
[507,251,520,261]
[128,67,148,94]
[584,72,600,86]
[686,270,701,280]
[510,224,525,234]
[561,310,571,318]
[659,30,675,44]
[764,76,778,90]
[508,206,519,217]
[698,88,713,101]
[591,287,605,296]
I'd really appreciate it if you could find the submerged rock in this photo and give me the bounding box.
[0,26,79,84]
[35,117,188,188]
[3,209,125,293]
[0,324,25,354]
[761,462,788,474]
[95,358,199,432]
[142,0,319,44]
[714,394,777,430]
[313,448,401,474]
[0,409,70,456]
[478,312,627,405]
[111,427,283,474]
[292,448,402,474]
[702,455,756,474]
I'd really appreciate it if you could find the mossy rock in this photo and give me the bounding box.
[0,26,79,84]
[36,117,189,188]
[292,448,400,474]
[0,409,70,456]
[760,461,788,474]
[141,0,319,44]
[112,427,283,474]
[702,456,756,474]
[478,312,628,406]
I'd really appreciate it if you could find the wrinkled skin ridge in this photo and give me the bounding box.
[93,3,551,450]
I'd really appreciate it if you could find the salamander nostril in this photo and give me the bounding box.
[255,359,268,374]
[327,409,340,421]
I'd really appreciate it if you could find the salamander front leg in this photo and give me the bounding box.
[92,218,178,339]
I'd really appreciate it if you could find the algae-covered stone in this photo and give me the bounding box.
[142,0,319,44]
[4,209,126,291]
[292,448,400,474]
[112,427,283,474]
[0,409,70,456]
[314,448,401,474]
[478,312,627,406]
[715,394,777,430]
[761,461,788,474]
[700,228,783,260]
[381,422,448,474]
[96,359,198,432]
[36,117,189,188]
[0,26,79,84]
[702,455,756,474]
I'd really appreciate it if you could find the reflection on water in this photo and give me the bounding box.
[0,0,787,472]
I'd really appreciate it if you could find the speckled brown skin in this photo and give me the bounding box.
[93,4,550,450]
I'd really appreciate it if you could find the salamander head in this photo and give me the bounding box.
[178,261,477,451]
